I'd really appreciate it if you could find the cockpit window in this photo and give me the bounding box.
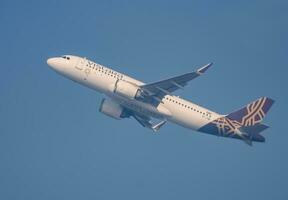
[62,56,70,60]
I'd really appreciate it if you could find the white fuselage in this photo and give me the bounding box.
[47,55,222,131]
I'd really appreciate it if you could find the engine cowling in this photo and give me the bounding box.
[113,80,142,99]
[99,98,124,120]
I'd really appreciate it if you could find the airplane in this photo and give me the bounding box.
[47,55,274,145]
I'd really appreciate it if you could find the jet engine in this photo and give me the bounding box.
[112,80,142,99]
[99,98,125,120]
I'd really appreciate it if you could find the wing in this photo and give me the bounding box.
[140,63,213,102]
[132,113,166,132]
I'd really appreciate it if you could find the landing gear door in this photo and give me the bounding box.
[75,57,86,70]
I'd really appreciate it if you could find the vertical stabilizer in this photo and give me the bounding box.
[226,97,274,126]
[198,97,274,144]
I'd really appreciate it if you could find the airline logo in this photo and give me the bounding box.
[198,97,274,138]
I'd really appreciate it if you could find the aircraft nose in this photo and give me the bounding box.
[47,58,57,67]
[47,57,63,72]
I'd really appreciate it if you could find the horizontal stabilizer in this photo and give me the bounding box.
[239,123,269,136]
[239,123,269,144]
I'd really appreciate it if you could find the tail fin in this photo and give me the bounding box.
[226,97,275,126]
[198,97,274,145]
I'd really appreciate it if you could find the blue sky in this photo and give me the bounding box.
[0,0,287,199]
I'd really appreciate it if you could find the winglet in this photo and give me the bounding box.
[152,120,167,132]
[197,62,213,74]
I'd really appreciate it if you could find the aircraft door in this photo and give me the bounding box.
[75,57,86,70]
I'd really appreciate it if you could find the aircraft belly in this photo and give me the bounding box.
[108,94,165,119]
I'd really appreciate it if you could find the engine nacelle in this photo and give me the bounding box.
[113,80,142,99]
[99,98,124,120]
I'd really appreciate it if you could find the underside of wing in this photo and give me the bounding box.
[132,113,166,132]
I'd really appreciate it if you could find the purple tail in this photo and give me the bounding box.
[226,97,275,126]
[198,97,275,143]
